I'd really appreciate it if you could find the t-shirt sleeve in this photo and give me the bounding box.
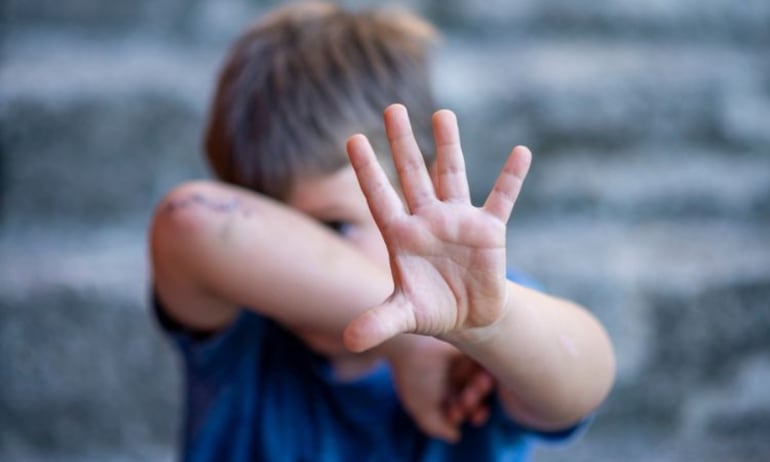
[489,393,591,445]
[152,290,267,377]
[506,268,544,291]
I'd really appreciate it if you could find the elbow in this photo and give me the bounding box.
[150,180,244,269]
[499,320,617,432]
[151,181,218,248]
[149,180,268,270]
[561,302,617,420]
[562,320,617,427]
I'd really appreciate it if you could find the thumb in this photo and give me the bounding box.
[343,301,414,353]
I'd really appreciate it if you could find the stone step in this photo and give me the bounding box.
[435,38,770,156]
[4,0,769,46]
[3,36,769,229]
[0,229,180,457]
[511,148,770,221]
[3,0,218,41]
[0,446,172,462]
[0,36,213,231]
[0,90,209,231]
[431,0,770,45]
[0,290,180,457]
[533,431,770,462]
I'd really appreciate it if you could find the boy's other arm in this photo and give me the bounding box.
[344,104,616,432]
[449,281,616,431]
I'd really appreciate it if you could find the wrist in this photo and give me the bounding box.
[444,281,520,349]
[444,312,509,351]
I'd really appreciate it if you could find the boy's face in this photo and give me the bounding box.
[287,165,391,271]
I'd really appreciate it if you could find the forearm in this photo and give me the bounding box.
[448,281,616,430]
[152,181,392,344]
[152,180,443,367]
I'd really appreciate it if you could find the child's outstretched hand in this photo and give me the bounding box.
[344,104,532,352]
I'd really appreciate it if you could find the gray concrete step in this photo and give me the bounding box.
[0,445,172,462]
[3,36,769,229]
[5,0,769,45]
[0,228,180,458]
[513,148,770,221]
[3,0,210,40]
[435,39,770,156]
[0,36,212,231]
[422,0,770,45]
[533,431,770,462]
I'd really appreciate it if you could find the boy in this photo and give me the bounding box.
[149,2,615,461]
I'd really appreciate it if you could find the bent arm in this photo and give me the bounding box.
[448,282,616,431]
[151,180,495,441]
[149,180,392,354]
[343,105,615,433]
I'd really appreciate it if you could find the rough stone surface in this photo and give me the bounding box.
[0,229,181,457]
[2,0,769,461]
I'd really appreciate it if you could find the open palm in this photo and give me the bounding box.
[344,104,532,353]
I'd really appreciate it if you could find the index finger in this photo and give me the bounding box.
[347,133,406,230]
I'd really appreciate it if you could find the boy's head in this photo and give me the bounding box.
[204,1,438,201]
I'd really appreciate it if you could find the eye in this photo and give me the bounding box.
[323,220,352,236]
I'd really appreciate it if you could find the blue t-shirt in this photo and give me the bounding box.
[155,272,582,462]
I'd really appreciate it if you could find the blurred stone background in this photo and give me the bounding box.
[1,0,769,461]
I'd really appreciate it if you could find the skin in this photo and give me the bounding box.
[150,104,615,443]
[345,105,616,430]
[151,166,488,442]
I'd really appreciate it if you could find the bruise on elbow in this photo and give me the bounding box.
[155,182,260,243]
[158,182,255,228]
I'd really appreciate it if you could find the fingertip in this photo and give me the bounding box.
[384,103,407,118]
[432,108,457,124]
[342,322,372,353]
[346,134,377,170]
[346,133,367,148]
[383,104,415,140]
[343,306,408,353]
[512,145,533,164]
[346,134,363,158]
[503,145,533,184]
